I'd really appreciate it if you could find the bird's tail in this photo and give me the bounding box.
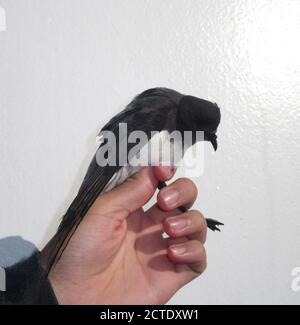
[41,209,81,274]
[41,161,116,274]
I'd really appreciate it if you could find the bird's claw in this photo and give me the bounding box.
[206,218,224,232]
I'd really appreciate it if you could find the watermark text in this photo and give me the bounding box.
[292,267,300,292]
[96,123,205,177]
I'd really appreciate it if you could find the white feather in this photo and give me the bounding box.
[103,131,183,192]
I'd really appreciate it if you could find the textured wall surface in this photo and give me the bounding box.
[0,0,299,304]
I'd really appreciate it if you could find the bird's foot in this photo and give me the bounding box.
[206,218,224,232]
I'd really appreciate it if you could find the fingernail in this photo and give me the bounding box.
[170,244,187,256]
[168,217,189,231]
[163,189,179,207]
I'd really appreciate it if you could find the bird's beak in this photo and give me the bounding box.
[205,133,218,151]
[211,140,218,151]
[210,137,218,151]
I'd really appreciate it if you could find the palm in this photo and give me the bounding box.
[96,207,195,305]
[48,168,205,305]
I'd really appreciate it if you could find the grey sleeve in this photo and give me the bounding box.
[0,237,58,305]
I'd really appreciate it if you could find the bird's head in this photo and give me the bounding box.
[177,95,221,150]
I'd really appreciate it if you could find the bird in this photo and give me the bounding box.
[42,87,223,274]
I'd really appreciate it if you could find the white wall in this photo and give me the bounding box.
[0,0,299,304]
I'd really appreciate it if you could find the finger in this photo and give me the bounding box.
[167,240,207,274]
[146,178,198,224]
[157,178,198,212]
[163,210,207,243]
[88,166,175,219]
[153,165,176,182]
[146,203,179,225]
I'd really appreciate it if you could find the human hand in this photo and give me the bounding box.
[46,166,207,305]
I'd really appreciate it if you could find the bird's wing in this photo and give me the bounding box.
[101,89,179,133]
[42,107,172,273]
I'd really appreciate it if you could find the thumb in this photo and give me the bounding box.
[88,167,158,218]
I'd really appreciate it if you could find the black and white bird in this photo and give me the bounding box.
[42,87,223,273]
